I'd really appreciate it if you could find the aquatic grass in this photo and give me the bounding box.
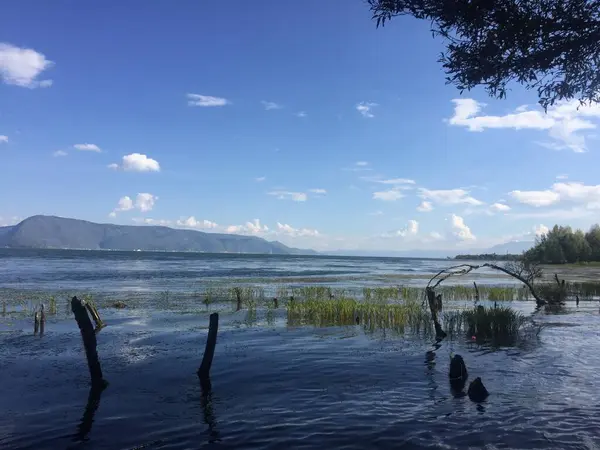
[443,306,527,341]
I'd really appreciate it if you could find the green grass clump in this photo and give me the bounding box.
[287,296,431,335]
[443,305,526,340]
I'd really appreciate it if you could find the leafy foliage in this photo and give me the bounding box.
[525,224,600,263]
[369,0,600,109]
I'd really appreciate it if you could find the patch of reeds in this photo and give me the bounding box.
[443,306,527,341]
[286,296,431,334]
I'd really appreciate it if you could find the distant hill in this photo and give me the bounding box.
[486,240,535,254]
[0,215,316,255]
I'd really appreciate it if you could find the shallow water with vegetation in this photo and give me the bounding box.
[1,250,600,449]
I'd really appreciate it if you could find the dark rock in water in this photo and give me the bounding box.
[468,377,489,402]
[449,354,468,392]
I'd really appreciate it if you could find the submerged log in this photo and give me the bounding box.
[198,313,219,384]
[425,287,446,339]
[71,296,106,387]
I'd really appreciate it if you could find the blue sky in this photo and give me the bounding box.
[2,0,600,252]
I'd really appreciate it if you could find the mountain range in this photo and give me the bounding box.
[0,215,536,257]
[0,215,316,255]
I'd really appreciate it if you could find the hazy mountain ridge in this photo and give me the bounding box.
[0,216,316,255]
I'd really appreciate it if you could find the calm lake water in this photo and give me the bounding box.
[1,249,599,449]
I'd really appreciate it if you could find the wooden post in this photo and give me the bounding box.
[425,288,447,340]
[39,304,46,335]
[198,313,219,382]
[71,296,106,387]
[473,282,480,304]
[34,311,40,335]
[273,297,278,308]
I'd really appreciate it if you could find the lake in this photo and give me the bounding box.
[1,249,599,449]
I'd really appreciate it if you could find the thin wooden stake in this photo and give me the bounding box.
[39,304,45,335]
[473,282,480,304]
[34,311,40,335]
[198,313,219,381]
[71,296,106,387]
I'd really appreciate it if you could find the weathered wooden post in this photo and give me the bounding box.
[71,296,106,387]
[473,282,480,303]
[273,297,278,308]
[425,287,446,340]
[34,310,40,335]
[198,313,219,385]
[39,304,46,335]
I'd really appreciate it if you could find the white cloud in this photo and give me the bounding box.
[0,43,54,88]
[451,214,476,240]
[176,216,218,229]
[135,193,156,212]
[419,188,483,206]
[356,102,377,118]
[369,210,384,216]
[110,193,157,216]
[276,222,320,237]
[268,190,307,202]
[74,143,101,152]
[132,218,173,226]
[556,174,569,180]
[0,135,8,143]
[382,220,419,238]
[417,201,433,212]
[364,177,416,185]
[109,196,134,217]
[355,161,369,166]
[448,98,600,153]
[226,219,269,235]
[309,188,327,195]
[187,93,230,107]
[490,202,511,212]
[255,176,266,182]
[509,190,560,207]
[53,150,67,157]
[533,224,549,237]
[295,111,307,118]
[0,216,21,226]
[373,188,405,201]
[110,153,161,172]
[429,231,444,240]
[261,101,282,110]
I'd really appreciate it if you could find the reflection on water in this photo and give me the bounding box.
[1,305,599,449]
[74,384,105,443]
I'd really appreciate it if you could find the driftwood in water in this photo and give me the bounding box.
[84,300,104,331]
[71,296,106,387]
[198,313,219,385]
[425,287,447,339]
